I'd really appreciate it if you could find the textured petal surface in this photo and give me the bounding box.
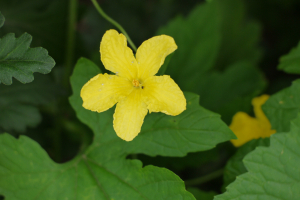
[81,73,133,112]
[230,95,276,147]
[142,75,186,115]
[100,29,138,79]
[136,35,177,80]
[113,89,148,141]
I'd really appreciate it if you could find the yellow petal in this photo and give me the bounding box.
[100,29,138,79]
[81,73,133,112]
[230,112,264,147]
[113,89,148,141]
[142,75,186,116]
[230,95,276,147]
[252,94,270,125]
[136,35,177,80]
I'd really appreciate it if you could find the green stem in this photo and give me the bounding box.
[64,0,78,88]
[91,0,137,52]
[185,169,224,186]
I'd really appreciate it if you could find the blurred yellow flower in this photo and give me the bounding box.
[81,29,186,141]
[230,95,276,147]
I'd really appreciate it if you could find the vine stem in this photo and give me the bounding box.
[91,0,137,52]
[184,169,224,186]
[64,0,78,88]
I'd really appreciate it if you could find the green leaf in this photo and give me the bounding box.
[0,32,55,85]
[197,62,266,123]
[187,187,217,200]
[263,79,300,132]
[139,148,219,171]
[0,0,68,63]
[155,0,265,124]
[156,52,174,76]
[0,57,235,199]
[0,12,4,28]
[215,116,300,200]
[156,1,221,91]
[0,74,60,132]
[278,41,300,74]
[0,104,40,133]
[214,0,262,69]
[70,58,235,157]
[222,138,269,190]
[0,133,195,200]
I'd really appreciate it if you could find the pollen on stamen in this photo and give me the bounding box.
[132,79,141,87]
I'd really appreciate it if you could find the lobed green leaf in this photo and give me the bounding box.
[70,58,236,157]
[0,0,68,63]
[197,62,266,123]
[0,33,55,85]
[157,1,221,91]
[0,74,61,132]
[215,115,300,200]
[263,79,300,132]
[214,0,262,69]
[222,138,269,190]
[187,187,217,200]
[278,41,300,74]
[0,57,235,199]
[0,133,195,200]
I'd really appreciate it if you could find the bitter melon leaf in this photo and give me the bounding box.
[215,115,300,200]
[0,12,4,28]
[0,133,195,200]
[263,79,300,132]
[0,0,68,63]
[197,62,266,124]
[0,74,60,132]
[156,1,221,92]
[278,41,300,74]
[0,55,235,199]
[187,187,217,200]
[69,58,235,157]
[222,138,269,190]
[214,0,262,69]
[0,32,55,85]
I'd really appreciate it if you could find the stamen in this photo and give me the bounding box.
[132,79,140,87]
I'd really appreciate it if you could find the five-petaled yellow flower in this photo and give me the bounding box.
[230,95,276,147]
[81,29,186,141]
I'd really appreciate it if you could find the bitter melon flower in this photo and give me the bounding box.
[230,95,276,147]
[81,29,186,141]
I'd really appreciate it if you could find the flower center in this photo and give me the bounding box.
[132,79,141,87]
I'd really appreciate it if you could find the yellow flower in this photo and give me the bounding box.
[80,29,186,141]
[230,95,276,147]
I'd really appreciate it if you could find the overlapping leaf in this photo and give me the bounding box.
[214,0,262,69]
[187,188,217,200]
[263,79,300,132]
[196,62,266,123]
[0,74,60,132]
[278,41,300,74]
[0,0,68,63]
[70,58,235,157]
[156,0,265,123]
[0,58,234,199]
[215,115,300,200]
[222,138,269,190]
[156,0,221,91]
[0,32,55,85]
